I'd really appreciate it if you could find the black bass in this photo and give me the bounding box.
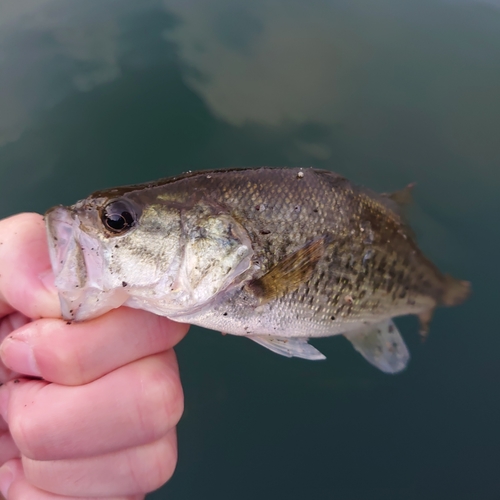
[45,168,470,373]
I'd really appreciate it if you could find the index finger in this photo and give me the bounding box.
[0,213,60,320]
[1,307,188,385]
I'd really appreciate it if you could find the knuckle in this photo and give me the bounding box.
[37,321,85,385]
[7,381,52,461]
[9,406,43,460]
[134,354,184,441]
[138,434,178,492]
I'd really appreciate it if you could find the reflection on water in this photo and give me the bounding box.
[0,0,499,499]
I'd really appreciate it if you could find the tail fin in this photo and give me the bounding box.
[442,275,471,306]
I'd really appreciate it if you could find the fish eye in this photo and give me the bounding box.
[101,199,138,234]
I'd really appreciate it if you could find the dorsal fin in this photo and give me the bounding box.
[378,183,417,240]
[382,183,416,208]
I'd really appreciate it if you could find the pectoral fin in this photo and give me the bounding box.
[343,319,410,374]
[248,335,326,361]
[246,236,326,304]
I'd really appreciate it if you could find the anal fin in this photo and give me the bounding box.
[248,335,326,361]
[343,319,410,374]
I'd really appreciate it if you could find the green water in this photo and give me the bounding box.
[1,0,499,498]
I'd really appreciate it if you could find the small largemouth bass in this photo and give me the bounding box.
[45,168,469,373]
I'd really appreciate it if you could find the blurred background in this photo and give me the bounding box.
[1,0,499,498]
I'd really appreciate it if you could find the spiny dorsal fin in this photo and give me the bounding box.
[246,236,326,304]
[379,183,417,240]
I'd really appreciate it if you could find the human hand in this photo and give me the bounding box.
[0,213,188,499]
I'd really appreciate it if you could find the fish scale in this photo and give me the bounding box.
[45,167,470,373]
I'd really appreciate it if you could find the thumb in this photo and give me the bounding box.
[0,213,60,320]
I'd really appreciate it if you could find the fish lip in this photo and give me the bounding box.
[45,205,78,279]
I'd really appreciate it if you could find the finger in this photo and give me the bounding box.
[0,314,31,341]
[0,432,20,463]
[0,359,20,386]
[0,313,29,383]
[0,214,60,320]
[1,351,183,461]
[0,308,188,385]
[23,430,177,498]
[0,458,145,500]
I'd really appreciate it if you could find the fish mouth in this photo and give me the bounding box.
[45,205,90,319]
[45,206,80,280]
[45,205,129,321]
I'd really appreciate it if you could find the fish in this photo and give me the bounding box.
[45,167,470,373]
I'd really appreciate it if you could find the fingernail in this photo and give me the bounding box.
[0,464,13,497]
[0,337,41,378]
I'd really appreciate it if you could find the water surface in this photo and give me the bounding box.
[1,1,499,498]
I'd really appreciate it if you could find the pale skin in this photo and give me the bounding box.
[0,213,189,499]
